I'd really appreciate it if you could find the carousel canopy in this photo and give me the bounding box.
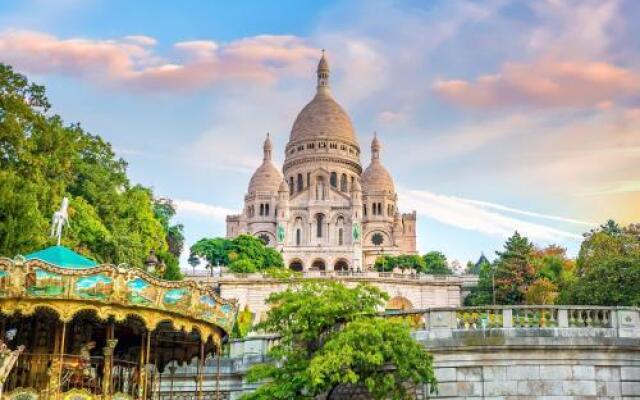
[25,245,97,269]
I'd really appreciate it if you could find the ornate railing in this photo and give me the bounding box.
[185,270,471,283]
[390,305,639,335]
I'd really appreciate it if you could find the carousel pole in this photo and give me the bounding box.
[138,332,146,400]
[197,340,204,400]
[57,321,67,399]
[144,331,151,399]
[215,344,220,400]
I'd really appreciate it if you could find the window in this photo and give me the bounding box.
[289,177,294,195]
[338,228,343,245]
[330,172,337,187]
[307,172,310,187]
[340,174,347,192]
[258,234,270,245]
[316,177,325,200]
[296,229,301,246]
[316,214,324,237]
[297,174,303,192]
[372,232,384,246]
[265,203,269,216]
[259,204,264,216]
[363,205,367,217]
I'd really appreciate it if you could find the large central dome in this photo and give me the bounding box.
[288,53,358,145]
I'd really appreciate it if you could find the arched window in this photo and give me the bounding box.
[296,229,301,246]
[265,203,269,216]
[307,172,311,187]
[259,204,264,216]
[363,205,367,217]
[297,174,303,192]
[340,174,347,191]
[289,177,294,195]
[338,228,343,245]
[316,214,324,237]
[377,203,382,215]
[316,177,325,200]
[330,172,337,187]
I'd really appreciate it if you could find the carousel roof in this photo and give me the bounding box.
[25,245,97,269]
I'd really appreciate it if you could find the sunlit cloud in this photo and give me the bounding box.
[399,189,586,242]
[434,59,640,109]
[0,29,318,91]
[174,199,236,220]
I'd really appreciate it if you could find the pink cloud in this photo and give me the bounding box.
[434,58,640,109]
[0,29,319,92]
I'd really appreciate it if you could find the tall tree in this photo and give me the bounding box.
[493,232,536,305]
[422,251,452,274]
[242,281,436,400]
[0,63,175,271]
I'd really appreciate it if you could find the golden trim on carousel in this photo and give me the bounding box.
[0,246,238,400]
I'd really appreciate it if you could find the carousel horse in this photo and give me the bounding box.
[61,341,97,390]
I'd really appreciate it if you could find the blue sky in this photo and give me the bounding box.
[1,0,638,267]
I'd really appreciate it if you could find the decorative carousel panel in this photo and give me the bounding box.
[4,388,40,400]
[74,273,114,300]
[26,268,65,297]
[125,277,157,306]
[61,388,96,400]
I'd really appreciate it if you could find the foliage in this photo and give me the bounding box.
[242,281,435,399]
[0,63,175,269]
[422,251,452,274]
[524,278,558,305]
[464,260,495,306]
[308,317,436,399]
[561,256,640,306]
[232,305,255,339]
[493,232,536,305]
[577,220,640,273]
[190,234,284,273]
[373,252,452,274]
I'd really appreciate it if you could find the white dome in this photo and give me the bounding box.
[248,134,283,194]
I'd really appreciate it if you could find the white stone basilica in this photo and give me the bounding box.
[226,53,417,271]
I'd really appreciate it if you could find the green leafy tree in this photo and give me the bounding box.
[190,235,283,273]
[577,220,640,273]
[562,257,640,306]
[464,261,495,306]
[0,63,175,269]
[242,281,436,400]
[493,232,536,305]
[374,255,395,272]
[422,251,452,274]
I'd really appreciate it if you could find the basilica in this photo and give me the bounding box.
[226,53,417,271]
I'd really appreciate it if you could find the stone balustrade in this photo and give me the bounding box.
[186,269,471,283]
[392,305,640,336]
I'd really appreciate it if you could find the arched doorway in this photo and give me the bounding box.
[386,296,413,312]
[289,260,303,272]
[334,259,349,272]
[311,259,326,271]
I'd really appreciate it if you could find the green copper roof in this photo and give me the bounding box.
[25,245,97,269]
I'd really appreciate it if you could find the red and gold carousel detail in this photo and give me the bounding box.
[0,200,238,399]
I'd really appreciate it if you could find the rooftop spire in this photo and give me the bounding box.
[263,132,272,161]
[317,49,330,92]
[371,132,381,161]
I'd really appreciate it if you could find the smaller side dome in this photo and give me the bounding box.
[248,133,283,194]
[278,180,288,193]
[361,133,395,194]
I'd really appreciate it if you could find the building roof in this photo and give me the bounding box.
[362,134,395,194]
[248,134,283,194]
[288,53,358,145]
[25,245,97,269]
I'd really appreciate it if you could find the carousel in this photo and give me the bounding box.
[0,243,237,400]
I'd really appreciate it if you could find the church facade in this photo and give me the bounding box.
[226,54,417,271]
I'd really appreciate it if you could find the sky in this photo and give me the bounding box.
[0,0,638,267]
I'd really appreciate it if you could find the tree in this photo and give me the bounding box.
[423,251,452,274]
[0,63,175,270]
[493,232,536,305]
[190,235,284,273]
[577,220,640,273]
[561,257,640,306]
[242,281,436,400]
[464,260,495,306]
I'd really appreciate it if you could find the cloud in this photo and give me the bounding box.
[434,59,640,109]
[0,29,318,91]
[174,199,236,220]
[399,189,586,242]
